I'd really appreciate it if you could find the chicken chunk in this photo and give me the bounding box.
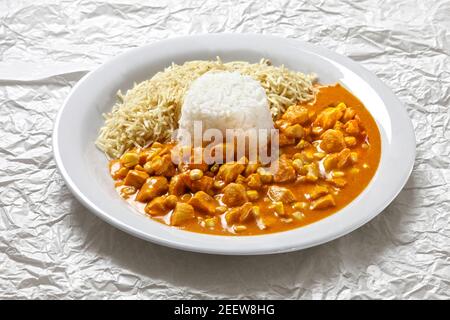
[188,191,217,215]
[310,194,336,210]
[267,185,296,203]
[282,105,309,125]
[168,175,186,196]
[273,156,296,183]
[222,183,248,207]
[314,106,344,130]
[182,174,214,194]
[145,197,168,216]
[320,129,346,153]
[135,176,169,202]
[217,162,245,184]
[171,203,195,226]
[344,119,360,135]
[123,170,149,188]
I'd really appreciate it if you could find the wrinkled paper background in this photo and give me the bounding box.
[0,0,449,299]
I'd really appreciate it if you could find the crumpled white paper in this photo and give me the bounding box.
[0,0,449,299]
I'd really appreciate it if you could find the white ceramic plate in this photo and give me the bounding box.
[53,34,415,255]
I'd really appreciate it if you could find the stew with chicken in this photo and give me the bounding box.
[109,84,381,235]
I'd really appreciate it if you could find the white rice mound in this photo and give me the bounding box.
[178,72,273,143]
[96,58,316,159]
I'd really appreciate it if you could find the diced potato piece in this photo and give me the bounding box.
[188,191,217,215]
[217,162,245,184]
[314,107,344,130]
[171,203,195,226]
[268,185,296,203]
[308,185,329,200]
[310,194,336,210]
[120,152,139,168]
[222,183,248,207]
[145,197,168,216]
[246,173,262,189]
[283,124,304,139]
[282,105,309,125]
[136,176,169,202]
[273,156,296,183]
[320,129,346,153]
[124,170,149,188]
[344,120,360,135]
[169,175,186,196]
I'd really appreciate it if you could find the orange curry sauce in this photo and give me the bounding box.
[109,84,381,235]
